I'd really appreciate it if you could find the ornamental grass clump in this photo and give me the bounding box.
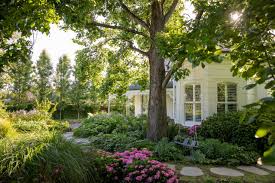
[105,149,178,183]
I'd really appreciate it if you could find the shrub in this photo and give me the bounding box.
[154,138,183,161]
[74,113,147,138]
[126,139,156,151]
[191,150,208,164]
[197,139,259,165]
[91,133,139,152]
[198,111,266,152]
[104,149,178,183]
[0,132,98,183]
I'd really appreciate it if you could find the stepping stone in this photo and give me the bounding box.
[70,123,81,130]
[180,167,204,176]
[210,167,244,177]
[166,164,176,170]
[259,165,275,172]
[63,132,74,140]
[237,166,269,175]
[74,138,90,145]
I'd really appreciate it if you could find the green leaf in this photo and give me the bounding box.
[265,80,275,89]
[214,49,222,56]
[263,145,275,163]
[244,84,257,90]
[255,127,269,138]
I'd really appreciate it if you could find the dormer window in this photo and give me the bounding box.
[217,83,237,113]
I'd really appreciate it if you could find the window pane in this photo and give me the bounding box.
[217,83,225,102]
[228,104,237,112]
[195,85,201,101]
[185,103,193,121]
[217,103,225,113]
[227,84,237,102]
[185,85,193,102]
[195,103,201,122]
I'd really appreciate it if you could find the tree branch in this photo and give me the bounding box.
[119,0,150,29]
[161,0,166,15]
[126,40,148,56]
[194,9,204,27]
[88,21,148,37]
[163,0,179,24]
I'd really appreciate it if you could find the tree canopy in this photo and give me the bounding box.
[0,0,60,71]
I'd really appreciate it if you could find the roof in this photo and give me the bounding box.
[129,81,173,90]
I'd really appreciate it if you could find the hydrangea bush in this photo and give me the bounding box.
[105,149,178,183]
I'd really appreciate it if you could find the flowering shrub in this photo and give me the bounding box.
[188,125,200,136]
[105,149,178,183]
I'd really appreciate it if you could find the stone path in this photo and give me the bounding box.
[63,122,91,146]
[167,163,275,178]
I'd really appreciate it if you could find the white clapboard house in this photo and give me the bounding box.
[125,60,269,127]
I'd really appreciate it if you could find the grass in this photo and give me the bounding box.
[170,163,275,183]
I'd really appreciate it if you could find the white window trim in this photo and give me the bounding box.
[184,84,202,122]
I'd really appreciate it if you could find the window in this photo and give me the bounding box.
[184,84,201,122]
[217,83,237,113]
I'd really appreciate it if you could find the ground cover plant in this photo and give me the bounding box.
[192,139,259,165]
[74,113,186,162]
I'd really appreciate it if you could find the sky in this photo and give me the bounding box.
[31,24,83,68]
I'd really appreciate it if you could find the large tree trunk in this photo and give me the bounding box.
[147,48,167,141]
[147,1,167,141]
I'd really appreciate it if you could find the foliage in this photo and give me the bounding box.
[1,56,34,104]
[74,113,147,138]
[0,101,8,119]
[104,149,178,183]
[35,50,53,102]
[91,133,139,152]
[0,0,59,71]
[167,117,182,141]
[198,111,267,152]
[197,139,259,165]
[126,139,156,152]
[241,103,275,162]
[54,55,72,119]
[0,118,16,138]
[153,138,183,162]
[0,132,98,182]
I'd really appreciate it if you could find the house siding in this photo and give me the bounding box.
[126,60,269,127]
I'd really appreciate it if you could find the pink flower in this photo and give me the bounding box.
[124,176,131,182]
[154,171,160,180]
[166,176,178,183]
[136,175,143,181]
[106,166,113,172]
[146,176,153,182]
